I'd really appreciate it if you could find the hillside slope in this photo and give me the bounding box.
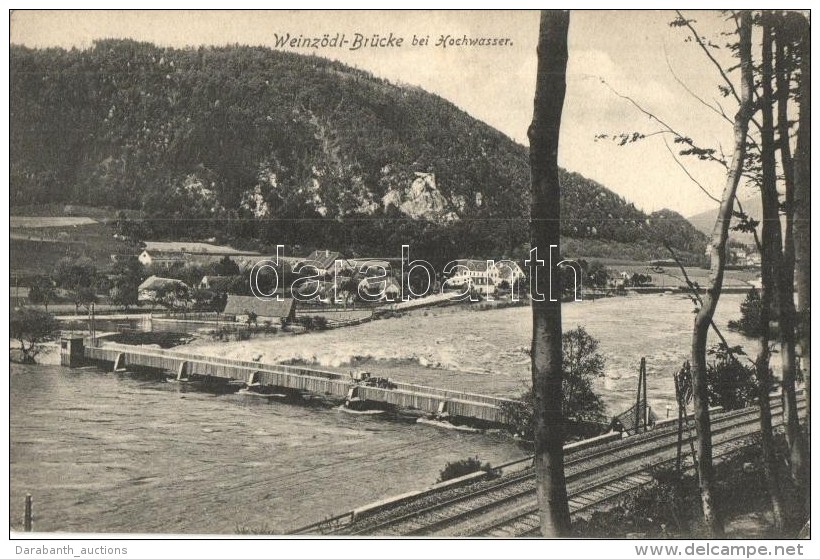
[11,40,707,263]
[687,195,762,246]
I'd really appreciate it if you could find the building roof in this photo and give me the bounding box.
[142,241,260,255]
[138,275,188,291]
[453,259,490,273]
[305,250,345,270]
[294,279,343,300]
[348,259,392,271]
[223,295,295,318]
[358,276,401,291]
[141,250,187,261]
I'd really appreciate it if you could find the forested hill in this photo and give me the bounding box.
[10,40,706,262]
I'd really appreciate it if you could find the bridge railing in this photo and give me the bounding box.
[89,341,514,406]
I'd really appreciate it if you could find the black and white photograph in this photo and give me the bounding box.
[7,8,812,543]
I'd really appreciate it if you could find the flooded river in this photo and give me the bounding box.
[9,364,526,534]
[191,292,757,414]
[10,292,757,534]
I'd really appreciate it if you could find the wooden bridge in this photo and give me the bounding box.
[62,337,515,424]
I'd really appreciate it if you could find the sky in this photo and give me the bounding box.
[9,9,751,217]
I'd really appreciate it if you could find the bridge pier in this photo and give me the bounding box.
[60,336,85,368]
[176,361,189,381]
[345,386,360,408]
[113,353,126,372]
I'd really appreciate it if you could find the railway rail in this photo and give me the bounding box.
[318,394,804,537]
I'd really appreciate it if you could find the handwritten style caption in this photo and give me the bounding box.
[274,33,513,51]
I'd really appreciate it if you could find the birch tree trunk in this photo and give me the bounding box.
[689,10,753,538]
[528,9,571,537]
[754,132,785,529]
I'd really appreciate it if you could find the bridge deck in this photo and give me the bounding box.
[81,341,513,423]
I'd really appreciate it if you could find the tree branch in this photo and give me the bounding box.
[600,79,729,168]
[662,137,722,204]
[675,10,764,134]
[676,10,742,106]
[665,46,735,129]
[664,242,755,366]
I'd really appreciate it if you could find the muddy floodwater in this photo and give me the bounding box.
[191,292,757,414]
[10,364,527,534]
[10,292,757,534]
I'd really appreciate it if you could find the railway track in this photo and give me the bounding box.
[335,396,803,537]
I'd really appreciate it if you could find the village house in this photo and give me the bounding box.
[302,250,349,277]
[447,259,491,284]
[138,249,188,268]
[357,276,401,302]
[347,258,393,277]
[489,259,526,287]
[223,295,296,325]
[138,241,260,268]
[444,259,497,296]
[137,275,189,304]
[293,277,347,304]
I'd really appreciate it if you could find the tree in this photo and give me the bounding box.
[501,327,608,438]
[599,11,795,532]
[791,14,810,434]
[110,281,139,311]
[706,344,758,411]
[153,282,189,311]
[562,327,607,422]
[213,255,241,277]
[110,256,144,311]
[585,261,608,288]
[766,11,808,485]
[727,287,763,337]
[527,10,571,536]
[687,10,753,537]
[191,287,227,313]
[246,310,258,326]
[10,309,59,364]
[28,275,57,311]
[54,256,98,314]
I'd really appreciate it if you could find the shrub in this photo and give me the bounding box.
[311,316,329,330]
[706,345,759,410]
[437,457,498,483]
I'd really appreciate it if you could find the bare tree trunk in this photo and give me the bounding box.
[775,15,795,294]
[754,127,785,529]
[761,12,806,483]
[689,10,753,538]
[528,9,571,537]
[792,13,811,441]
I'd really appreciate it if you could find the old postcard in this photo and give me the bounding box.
[8,9,810,544]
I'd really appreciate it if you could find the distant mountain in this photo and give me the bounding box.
[11,40,707,263]
[687,195,762,245]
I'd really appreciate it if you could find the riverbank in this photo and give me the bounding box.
[572,434,808,538]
